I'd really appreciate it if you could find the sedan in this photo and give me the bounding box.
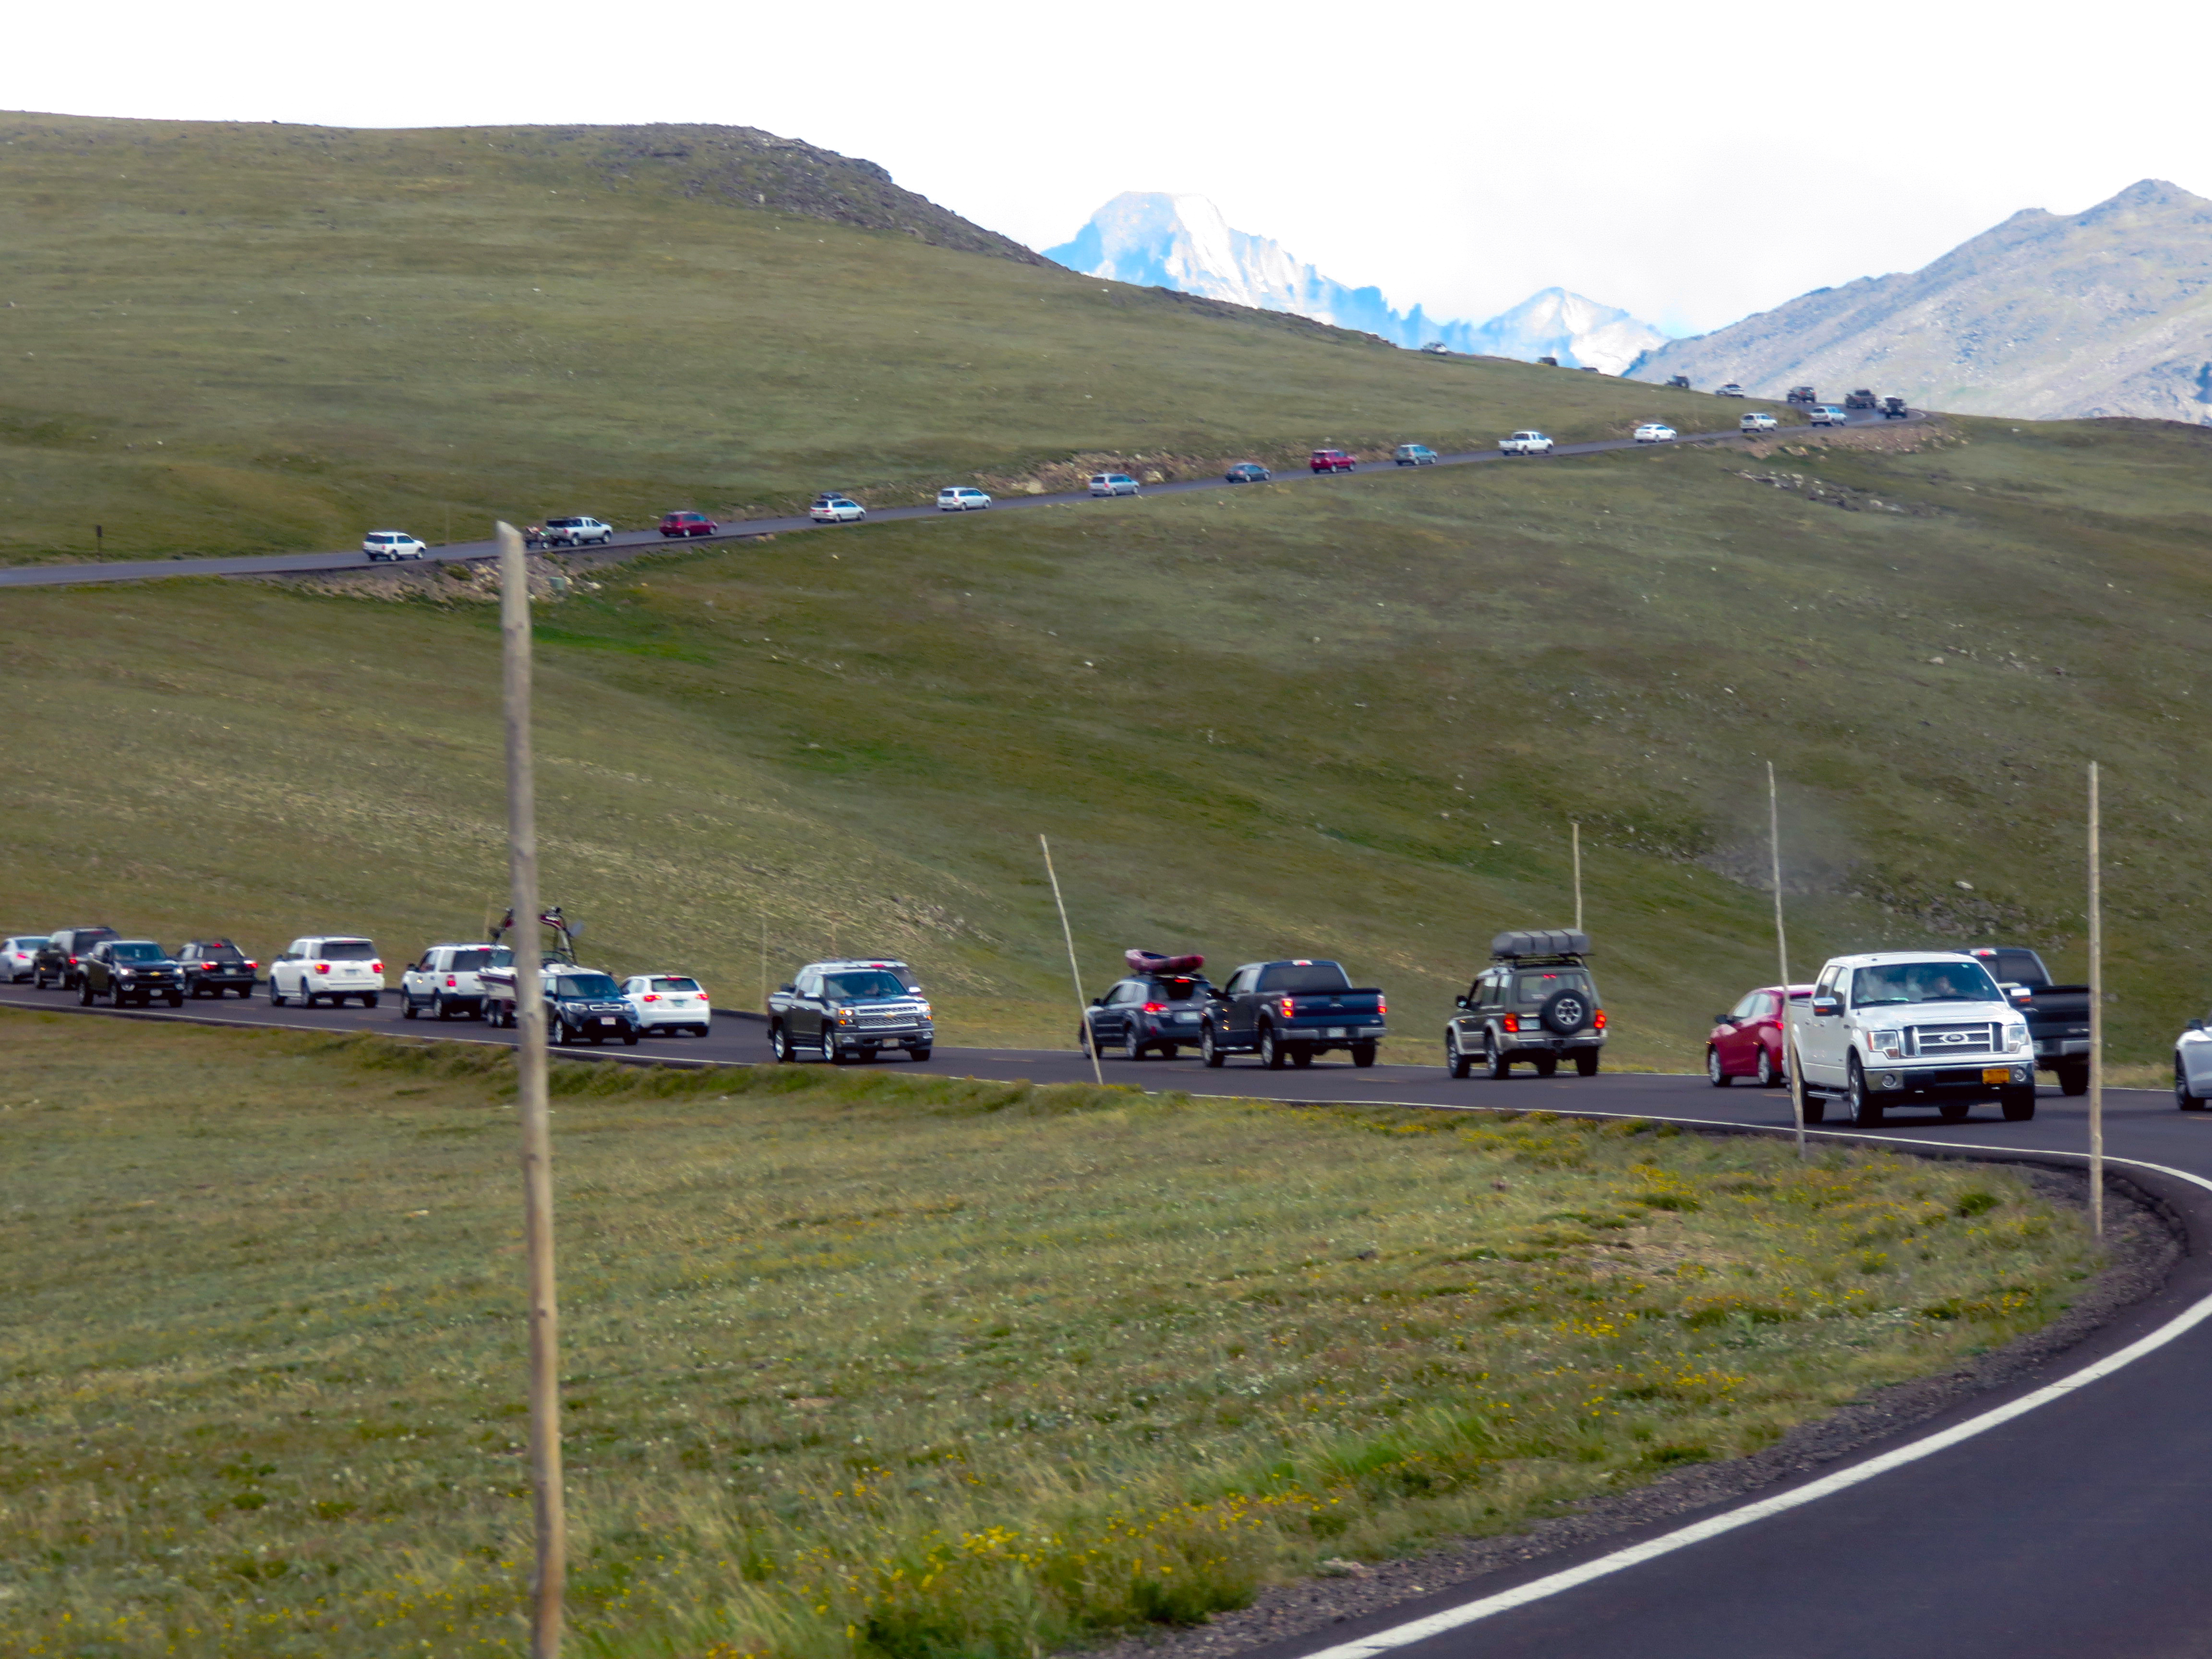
[810,496,867,523]
[1740,412,1779,434]
[3,935,48,982]
[363,530,427,561]
[622,973,712,1036]
[1707,985,1812,1087]
[1224,463,1272,483]
[1633,423,1677,443]
[936,487,992,511]
[1717,384,1747,398]
[658,511,718,538]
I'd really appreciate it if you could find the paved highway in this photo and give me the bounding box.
[0,408,1915,589]
[2,974,2201,1656]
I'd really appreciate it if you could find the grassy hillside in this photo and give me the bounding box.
[5,414,2211,1063]
[0,112,1745,565]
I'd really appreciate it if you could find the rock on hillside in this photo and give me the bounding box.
[1629,180,2212,421]
[1045,192,1662,368]
[0,112,1044,265]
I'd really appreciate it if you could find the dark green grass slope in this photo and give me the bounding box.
[0,112,1749,565]
[5,416,2208,1064]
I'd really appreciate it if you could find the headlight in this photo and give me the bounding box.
[119,969,135,980]
[836,1011,854,1024]
[2006,1023,2029,1051]
[1871,1029,1903,1058]
[915,1002,931,1017]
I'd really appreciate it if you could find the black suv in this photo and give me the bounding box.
[34,926,120,990]
[544,968,639,1046]
[1083,970,1214,1060]
[79,939,186,1007]
[176,938,258,998]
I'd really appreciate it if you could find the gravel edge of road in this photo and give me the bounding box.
[1072,1158,2177,1659]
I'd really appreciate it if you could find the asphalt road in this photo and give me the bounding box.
[13,972,2188,1659]
[0,407,1916,589]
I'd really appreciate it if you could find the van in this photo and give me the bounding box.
[1088,473,1140,496]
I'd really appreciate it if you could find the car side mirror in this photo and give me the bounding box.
[2009,986,2032,1004]
[778,983,794,994]
[1090,997,1104,1006]
[1454,996,1467,1009]
[1811,995,1841,1017]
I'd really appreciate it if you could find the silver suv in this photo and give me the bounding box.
[1444,929,1606,1079]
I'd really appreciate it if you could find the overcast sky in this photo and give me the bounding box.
[10,0,2205,334]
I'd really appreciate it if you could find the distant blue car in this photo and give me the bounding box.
[1224,462,1272,483]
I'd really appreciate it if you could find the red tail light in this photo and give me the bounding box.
[372,961,383,974]
[1502,1013,1520,1033]
[203,962,218,969]
[315,962,329,973]
[1594,1010,1607,1030]
[1278,996,1297,1017]
[1142,1001,1166,1013]
[642,993,660,1002]
[68,956,79,964]
[244,961,256,970]
[445,976,457,988]
[1377,996,1387,1016]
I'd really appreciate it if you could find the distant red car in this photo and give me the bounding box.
[1310,449,1357,473]
[1707,983,1814,1087]
[658,511,718,538]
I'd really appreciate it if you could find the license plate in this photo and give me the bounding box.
[1176,1013,1198,1023]
[1327,1026,1347,1038]
[598,1018,617,1026]
[1982,1068,2011,1084]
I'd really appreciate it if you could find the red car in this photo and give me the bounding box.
[1309,449,1357,473]
[658,511,718,539]
[1707,983,1813,1087]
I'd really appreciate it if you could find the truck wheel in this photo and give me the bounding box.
[363,993,380,1010]
[78,979,95,1006]
[1291,1045,1314,1068]
[1846,1058,1884,1128]
[2001,1088,2036,1122]
[823,1039,848,1064]
[1707,1046,1733,1087]
[1534,1056,1558,1078]
[1201,1024,1226,1068]
[1351,1043,1377,1069]
[622,1028,639,1046]
[1486,1034,1512,1081]
[1259,1026,1286,1070]
[1575,1050,1600,1078]
[2177,1060,2204,1110]
[769,1023,791,1062]
[2057,1062,2089,1097]
[1446,1033,1472,1079]
[908,1046,932,1062]
[167,992,183,1008]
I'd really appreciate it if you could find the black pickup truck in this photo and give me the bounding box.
[1969,946,2091,1095]
[1200,959,1387,1069]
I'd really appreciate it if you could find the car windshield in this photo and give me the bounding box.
[1515,969,1592,1000]
[1257,962,1352,993]
[1851,962,2002,1007]
[824,970,911,1001]
[554,974,621,999]
[451,948,506,972]
[319,940,376,961]
[112,942,166,962]
[650,976,701,992]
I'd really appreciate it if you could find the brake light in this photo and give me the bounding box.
[642,993,659,1002]
[1595,1010,1607,1030]
[315,962,329,973]
[1377,996,1387,1016]
[1142,1001,1166,1014]
[372,961,382,974]
[698,993,709,1002]
[68,956,79,964]
[244,961,256,970]
[203,962,217,969]
[1503,1013,1520,1033]
[1279,996,1297,1017]
[445,976,457,988]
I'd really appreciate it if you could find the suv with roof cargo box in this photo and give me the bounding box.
[1446,929,1606,1079]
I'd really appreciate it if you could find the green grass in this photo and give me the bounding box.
[0,112,1757,566]
[0,1011,2098,1658]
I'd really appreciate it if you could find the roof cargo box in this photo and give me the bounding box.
[1491,928,1591,961]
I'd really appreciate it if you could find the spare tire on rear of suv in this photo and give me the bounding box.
[1538,988,1593,1035]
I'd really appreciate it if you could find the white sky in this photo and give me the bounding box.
[10,0,2207,334]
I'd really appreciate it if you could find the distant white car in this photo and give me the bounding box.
[2,935,48,982]
[541,516,614,547]
[1633,423,1678,444]
[1717,384,1747,398]
[1088,473,1141,497]
[1740,412,1779,433]
[269,936,384,1008]
[363,531,427,561]
[622,973,712,1036]
[1808,406,1847,427]
[1500,431,1555,456]
[810,496,866,523]
[937,487,993,512]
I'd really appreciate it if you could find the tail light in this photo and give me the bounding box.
[1502,1013,1520,1033]
[244,961,256,970]
[642,993,660,1002]
[1142,1001,1166,1013]
[698,994,710,1003]
[315,962,329,973]
[203,962,218,969]
[372,961,383,974]
[1278,996,1297,1017]
[68,956,79,964]
[1594,1010,1607,1030]
[445,976,457,988]
[1377,996,1387,1016]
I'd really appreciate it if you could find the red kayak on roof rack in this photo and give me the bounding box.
[1126,949,1205,975]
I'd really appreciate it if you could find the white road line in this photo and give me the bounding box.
[1279,1114,2212,1659]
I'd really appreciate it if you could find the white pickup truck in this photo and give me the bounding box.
[1788,950,2036,1127]
[1499,431,1555,456]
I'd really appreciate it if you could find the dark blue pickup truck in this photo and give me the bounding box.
[1201,959,1387,1069]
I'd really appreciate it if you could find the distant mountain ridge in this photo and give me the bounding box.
[1045,192,1665,374]
[1629,180,2212,421]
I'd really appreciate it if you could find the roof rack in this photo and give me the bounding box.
[1491,928,1591,962]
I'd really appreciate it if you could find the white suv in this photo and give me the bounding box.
[622,973,712,1036]
[1740,412,1779,434]
[363,531,427,561]
[269,937,384,1008]
[1808,406,1847,427]
[400,943,514,1021]
[936,487,992,511]
[1500,431,1554,456]
[541,516,614,547]
[1789,951,2034,1127]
